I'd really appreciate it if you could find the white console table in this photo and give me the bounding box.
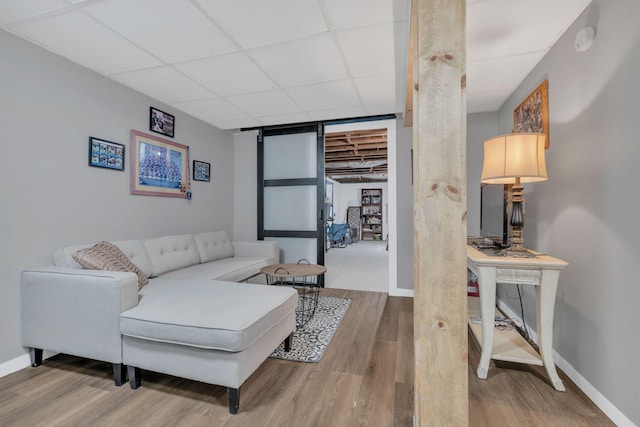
[466,245,569,391]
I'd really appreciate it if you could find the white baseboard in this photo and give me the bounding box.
[496,299,636,427]
[0,350,57,379]
[0,353,32,378]
[389,288,414,297]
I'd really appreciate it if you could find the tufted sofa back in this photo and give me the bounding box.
[53,231,240,278]
[143,234,201,276]
[193,231,234,263]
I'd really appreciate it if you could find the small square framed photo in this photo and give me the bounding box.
[89,137,125,171]
[193,160,211,182]
[149,107,175,138]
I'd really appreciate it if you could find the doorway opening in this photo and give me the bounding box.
[324,126,390,293]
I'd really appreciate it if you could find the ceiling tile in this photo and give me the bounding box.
[196,0,327,49]
[111,66,213,103]
[308,106,366,121]
[174,53,277,96]
[354,74,397,106]
[467,0,591,61]
[171,98,249,122]
[321,0,407,30]
[7,10,161,74]
[286,80,360,111]
[467,90,513,114]
[83,0,237,64]
[212,117,262,130]
[466,52,544,94]
[248,33,348,88]
[337,23,396,77]
[364,103,397,116]
[258,112,312,127]
[226,90,302,117]
[0,0,69,26]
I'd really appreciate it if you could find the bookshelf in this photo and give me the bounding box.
[361,188,383,241]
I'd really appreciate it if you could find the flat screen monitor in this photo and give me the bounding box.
[480,184,509,247]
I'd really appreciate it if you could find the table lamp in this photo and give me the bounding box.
[481,133,547,257]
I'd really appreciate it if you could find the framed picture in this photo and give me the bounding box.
[130,130,189,198]
[514,80,549,149]
[193,160,211,182]
[89,137,125,171]
[149,107,175,138]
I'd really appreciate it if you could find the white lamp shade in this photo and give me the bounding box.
[481,133,548,184]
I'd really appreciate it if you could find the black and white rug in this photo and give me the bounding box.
[270,296,352,363]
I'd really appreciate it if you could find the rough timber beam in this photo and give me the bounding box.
[413,0,468,425]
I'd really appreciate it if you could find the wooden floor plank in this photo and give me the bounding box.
[309,372,362,427]
[350,339,396,427]
[393,381,414,427]
[376,296,402,341]
[394,309,413,385]
[0,289,615,426]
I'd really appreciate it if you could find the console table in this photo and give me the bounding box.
[466,245,569,391]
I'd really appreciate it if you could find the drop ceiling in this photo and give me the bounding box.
[1,0,591,131]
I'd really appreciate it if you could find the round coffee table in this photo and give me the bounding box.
[260,261,327,328]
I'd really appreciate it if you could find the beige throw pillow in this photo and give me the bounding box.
[73,241,149,288]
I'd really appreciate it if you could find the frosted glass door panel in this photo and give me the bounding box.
[264,186,317,231]
[264,132,317,180]
[266,237,317,264]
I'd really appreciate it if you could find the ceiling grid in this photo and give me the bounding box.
[1,0,591,130]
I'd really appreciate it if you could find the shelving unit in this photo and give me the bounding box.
[360,188,383,241]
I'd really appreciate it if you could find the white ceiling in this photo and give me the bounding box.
[1,0,592,131]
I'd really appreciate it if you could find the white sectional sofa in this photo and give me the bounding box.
[21,231,297,414]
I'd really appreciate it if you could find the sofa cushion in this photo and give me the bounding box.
[72,241,149,288]
[120,280,298,352]
[143,234,200,276]
[158,256,275,282]
[194,231,234,263]
[54,239,152,277]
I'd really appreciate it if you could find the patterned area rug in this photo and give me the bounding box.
[270,296,352,363]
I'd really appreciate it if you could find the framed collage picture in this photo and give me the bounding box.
[89,137,125,171]
[193,160,210,182]
[130,130,189,198]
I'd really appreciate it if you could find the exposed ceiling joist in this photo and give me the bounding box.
[325,128,388,183]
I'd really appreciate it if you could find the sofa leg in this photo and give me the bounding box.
[284,333,293,352]
[127,366,141,389]
[113,364,127,387]
[227,387,240,414]
[29,348,43,367]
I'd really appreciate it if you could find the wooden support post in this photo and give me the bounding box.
[413,0,468,426]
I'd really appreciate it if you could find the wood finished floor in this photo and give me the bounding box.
[0,289,613,426]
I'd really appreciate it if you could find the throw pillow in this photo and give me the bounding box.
[73,241,149,289]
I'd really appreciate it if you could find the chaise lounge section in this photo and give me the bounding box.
[21,231,297,413]
[121,279,296,413]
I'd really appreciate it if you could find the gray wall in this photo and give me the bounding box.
[495,1,639,423]
[0,30,234,365]
[466,112,498,236]
[233,130,258,241]
[395,118,414,289]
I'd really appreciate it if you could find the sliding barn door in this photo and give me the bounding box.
[258,123,325,266]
